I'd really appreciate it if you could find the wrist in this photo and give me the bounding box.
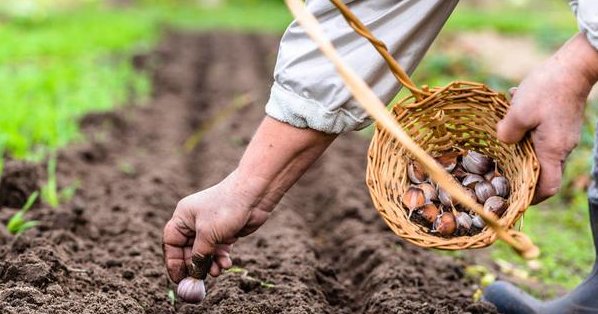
[556,33,598,89]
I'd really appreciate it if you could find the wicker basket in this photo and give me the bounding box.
[287,0,540,256]
[366,82,539,249]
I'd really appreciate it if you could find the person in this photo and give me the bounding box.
[162,0,598,312]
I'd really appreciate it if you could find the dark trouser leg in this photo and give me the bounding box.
[484,199,598,314]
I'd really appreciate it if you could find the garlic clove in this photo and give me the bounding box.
[462,151,493,175]
[455,212,473,230]
[462,174,485,189]
[491,176,510,198]
[418,203,440,224]
[475,181,497,203]
[417,183,438,203]
[484,196,507,217]
[438,187,452,207]
[177,277,206,303]
[402,187,425,217]
[471,215,486,228]
[452,164,468,180]
[435,151,460,172]
[433,212,457,236]
[407,161,428,184]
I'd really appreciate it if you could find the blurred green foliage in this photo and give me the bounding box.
[0,0,290,160]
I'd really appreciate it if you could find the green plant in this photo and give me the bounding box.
[7,191,40,235]
[167,289,176,307]
[41,154,59,207]
[40,155,79,207]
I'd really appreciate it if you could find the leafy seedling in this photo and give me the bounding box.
[167,289,176,307]
[7,191,40,235]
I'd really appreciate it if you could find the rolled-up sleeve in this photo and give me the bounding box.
[265,0,459,134]
[570,0,598,49]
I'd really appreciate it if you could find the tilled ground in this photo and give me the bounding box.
[0,32,496,313]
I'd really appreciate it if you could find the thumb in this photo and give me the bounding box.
[496,115,532,144]
[497,92,537,144]
[532,157,563,204]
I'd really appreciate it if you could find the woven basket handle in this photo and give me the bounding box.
[285,0,540,260]
[328,0,427,101]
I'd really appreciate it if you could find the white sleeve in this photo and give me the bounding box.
[265,0,459,134]
[570,0,598,50]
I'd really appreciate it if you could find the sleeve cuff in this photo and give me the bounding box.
[571,0,598,50]
[265,82,372,134]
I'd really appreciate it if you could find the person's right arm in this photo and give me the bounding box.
[163,117,335,282]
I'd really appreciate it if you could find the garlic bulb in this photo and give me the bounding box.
[177,277,206,303]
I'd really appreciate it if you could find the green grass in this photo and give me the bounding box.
[446,8,576,35]
[446,1,577,49]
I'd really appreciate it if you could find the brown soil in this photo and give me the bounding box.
[0,32,497,314]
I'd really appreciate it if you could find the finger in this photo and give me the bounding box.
[210,261,221,277]
[163,218,194,283]
[163,244,187,283]
[215,255,233,270]
[214,245,233,270]
[531,156,563,204]
[508,87,518,97]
